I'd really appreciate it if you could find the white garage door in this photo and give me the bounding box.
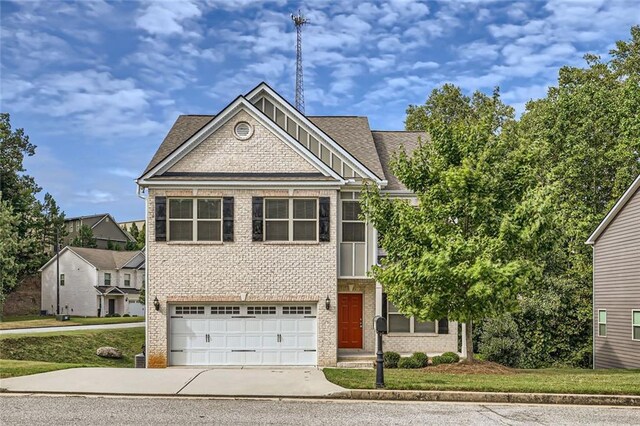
[128,300,145,317]
[169,304,317,366]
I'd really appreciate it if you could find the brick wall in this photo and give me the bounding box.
[146,188,338,367]
[168,110,319,174]
[383,322,458,355]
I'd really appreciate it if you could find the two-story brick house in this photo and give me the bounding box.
[137,83,457,368]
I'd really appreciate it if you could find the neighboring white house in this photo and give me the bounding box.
[40,246,145,317]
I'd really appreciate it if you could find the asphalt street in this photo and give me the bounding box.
[1,395,639,425]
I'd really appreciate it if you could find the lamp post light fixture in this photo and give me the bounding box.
[325,295,331,310]
[153,296,160,311]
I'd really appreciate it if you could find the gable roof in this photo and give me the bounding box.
[65,213,107,227]
[372,131,427,191]
[40,246,144,272]
[586,174,640,245]
[140,83,431,190]
[139,96,344,184]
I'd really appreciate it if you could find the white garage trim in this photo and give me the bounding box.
[169,303,317,366]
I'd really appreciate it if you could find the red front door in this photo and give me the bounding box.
[338,293,363,348]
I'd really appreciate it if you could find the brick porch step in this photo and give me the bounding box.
[336,360,375,369]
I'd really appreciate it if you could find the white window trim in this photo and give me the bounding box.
[598,309,607,337]
[124,273,131,287]
[168,198,222,242]
[339,192,367,278]
[104,272,111,286]
[263,198,318,242]
[632,309,640,342]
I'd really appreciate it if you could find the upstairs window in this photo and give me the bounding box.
[340,192,366,276]
[168,198,222,242]
[104,273,111,286]
[60,273,65,286]
[124,273,131,287]
[264,199,317,242]
[598,310,607,337]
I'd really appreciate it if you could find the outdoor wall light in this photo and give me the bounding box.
[325,296,331,310]
[153,296,160,311]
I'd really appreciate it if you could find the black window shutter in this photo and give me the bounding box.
[155,196,167,242]
[438,318,449,334]
[381,292,388,319]
[223,197,234,242]
[252,197,264,241]
[319,197,330,242]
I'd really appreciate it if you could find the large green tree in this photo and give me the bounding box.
[362,87,539,361]
[506,26,640,367]
[71,225,97,248]
[0,113,65,301]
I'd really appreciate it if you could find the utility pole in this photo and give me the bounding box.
[56,227,60,315]
[291,10,308,114]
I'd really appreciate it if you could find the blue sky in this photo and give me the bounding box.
[1,0,638,222]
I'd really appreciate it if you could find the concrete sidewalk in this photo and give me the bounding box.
[0,322,144,335]
[0,367,345,397]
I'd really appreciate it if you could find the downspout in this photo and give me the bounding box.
[137,183,149,367]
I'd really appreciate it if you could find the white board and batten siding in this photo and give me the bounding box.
[593,185,640,369]
[169,304,317,366]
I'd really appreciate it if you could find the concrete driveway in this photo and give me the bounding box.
[0,367,345,397]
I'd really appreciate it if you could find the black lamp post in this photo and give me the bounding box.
[55,227,60,316]
[374,315,386,388]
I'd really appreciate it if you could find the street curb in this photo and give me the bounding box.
[1,388,639,406]
[329,390,640,407]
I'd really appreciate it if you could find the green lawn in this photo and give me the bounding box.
[0,315,144,330]
[0,327,145,378]
[324,368,640,395]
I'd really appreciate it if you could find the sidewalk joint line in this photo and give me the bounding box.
[175,370,208,395]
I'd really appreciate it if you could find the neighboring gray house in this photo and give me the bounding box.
[64,213,135,250]
[40,246,145,317]
[586,174,640,369]
[137,82,457,368]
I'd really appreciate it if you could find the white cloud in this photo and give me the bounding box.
[136,0,202,36]
[108,168,139,179]
[75,189,117,204]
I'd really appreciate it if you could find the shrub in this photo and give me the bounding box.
[383,351,401,368]
[478,314,524,368]
[112,313,121,317]
[104,314,112,318]
[398,356,421,369]
[411,352,428,368]
[441,352,460,363]
[431,354,457,366]
[123,314,130,317]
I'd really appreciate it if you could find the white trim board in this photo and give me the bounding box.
[586,174,640,245]
[245,82,385,184]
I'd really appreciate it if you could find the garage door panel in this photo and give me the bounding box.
[172,319,207,334]
[170,304,317,366]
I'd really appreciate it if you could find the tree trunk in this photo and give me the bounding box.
[465,319,474,363]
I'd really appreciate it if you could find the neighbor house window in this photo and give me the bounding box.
[598,310,607,337]
[340,192,366,276]
[387,301,436,334]
[60,274,65,286]
[104,273,111,286]
[124,274,131,287]
[168,198,222,242]
[264,198,317,242]
[633,310,640,341]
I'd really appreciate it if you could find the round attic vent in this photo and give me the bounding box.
[234,121,253,140]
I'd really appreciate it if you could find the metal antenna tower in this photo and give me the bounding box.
[291,10,308,113]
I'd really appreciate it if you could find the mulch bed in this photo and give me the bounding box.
[423,360,515,375]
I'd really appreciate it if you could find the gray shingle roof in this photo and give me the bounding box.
[141,112,427,191]
[372,131,427,191]
[142,115,214,175]
[70,247,142,270]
